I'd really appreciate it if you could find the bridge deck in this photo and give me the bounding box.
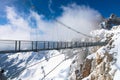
[0,40,108,53]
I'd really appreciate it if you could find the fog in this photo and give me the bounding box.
[0,4,103,41]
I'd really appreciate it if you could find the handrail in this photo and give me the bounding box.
[0,40,108,54]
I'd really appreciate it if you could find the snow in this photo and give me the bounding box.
[82,25,120,80]
[114,37,120,69]
[86,53,95,59]
[13,50,73,80]
[99,26,120,79]
[114,69,120,80]
[0,49,73,80]
[113,35,120,80]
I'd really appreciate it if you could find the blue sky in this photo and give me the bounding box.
[0,0,120,25]
[0,0,120,40]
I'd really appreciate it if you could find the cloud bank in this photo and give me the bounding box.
[0,4,102,41]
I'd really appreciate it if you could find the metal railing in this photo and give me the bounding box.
[0,40,108,53]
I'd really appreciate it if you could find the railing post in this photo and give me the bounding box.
[75,42,77,48]
[82,42,84,47]
[61,42,62,48]
[36,41,37,51]
[18,41,21,52]
[15,41,17,52]
[59,42,61,48]
[32,41,33,51]
[71,42,72,48]
[53,42,55,49]
[66,42,68,48]
[86,42,87,47]
[43,41,45,50]
[57,42,59,49]
[48,41,50,49]
[64,42,66,48]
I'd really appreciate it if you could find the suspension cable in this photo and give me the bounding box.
[26,53,62,69]
[41,50,78,80]
[55,19,93,38]
[41,59,65,80]
[14,48,80,80]
[13,53,63,79]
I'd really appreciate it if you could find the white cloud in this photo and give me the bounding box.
[0,7,31,40]
[0,4,102,41]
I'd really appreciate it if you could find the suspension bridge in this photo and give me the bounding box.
[0,40,107,53]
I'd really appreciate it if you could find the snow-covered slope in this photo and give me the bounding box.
[0,50,73,80]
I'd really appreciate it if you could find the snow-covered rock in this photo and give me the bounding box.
[82,25,120,80]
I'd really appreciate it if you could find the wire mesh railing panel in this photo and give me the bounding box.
[49,42,54,49]
[0,40,15,51]
[67,42,72,48]
[44,42,49,49]
[37,41,45,50]
[53,42,58,49]
[20,41,32,51]
[61,42,66,48]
